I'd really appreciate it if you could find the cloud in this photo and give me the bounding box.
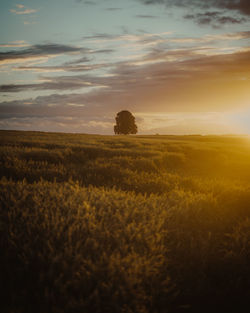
[23,21,36,25]
[64,56,92,65]
[0,116,114,134]
[82,33,119,41]
[10,4,38,15]
[10,8,37,15]
[139,0,250,14]
[184,11,246,26]
[168,30,250,44]
[94,49,115,54]
[0,41,115,75]
[105,8,123,11]
[0,93,116,134]
[0,74,106,92]
[216,15,246,24]
[137,0,250,25]
[0,44,90,65]
[1,47,250,113]
[0,41,29,48]
[216,31,250,40]
[219,0,250,15]
[1,30,249,136]
[82,31,172,48]
[76,0,96,4]
[13,63,109,73]
[82,30,250,48]
[136,15,158,18]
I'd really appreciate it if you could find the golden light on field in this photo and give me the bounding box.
[1,0,250,311]
[1,129,250,313]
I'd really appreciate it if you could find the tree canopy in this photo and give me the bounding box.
[114,110,137,135]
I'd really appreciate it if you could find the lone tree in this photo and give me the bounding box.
[114,110,137,135]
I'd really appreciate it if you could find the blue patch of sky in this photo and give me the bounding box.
[0,0,227,44]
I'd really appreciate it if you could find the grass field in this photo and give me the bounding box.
[1,130,250,313]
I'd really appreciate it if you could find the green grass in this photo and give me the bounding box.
[0,130,250,313]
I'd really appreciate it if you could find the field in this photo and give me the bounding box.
[1,130,250,313]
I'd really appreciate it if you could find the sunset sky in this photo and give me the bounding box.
[0,0,250,134]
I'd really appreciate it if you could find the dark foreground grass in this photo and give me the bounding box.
[0,130,250,313]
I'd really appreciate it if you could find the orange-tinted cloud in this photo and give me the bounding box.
[1,47,249,113]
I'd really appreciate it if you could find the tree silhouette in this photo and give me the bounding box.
[114,110,137,135]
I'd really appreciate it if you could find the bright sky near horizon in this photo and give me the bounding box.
[0,0,250,134]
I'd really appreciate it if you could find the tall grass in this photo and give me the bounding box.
[0,130,250,313]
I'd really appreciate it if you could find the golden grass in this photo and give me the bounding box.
[0,130,249,313]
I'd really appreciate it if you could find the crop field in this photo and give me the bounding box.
[1,130,250,313]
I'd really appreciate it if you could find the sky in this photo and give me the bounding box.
[0,0,250,135]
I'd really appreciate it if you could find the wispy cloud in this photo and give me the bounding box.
[1,47,249,114]
[82,31,172,47]
[23,21,36,25]
[211,31,250,40]
[83,30,250,43]
[136,15,158,19]
[0,41,29,48]
[0,44,90,65]
[0,115,115,134]
[184,12,246,26]
[16,4,25,9]
[0,43,116,67]
[13,63,110,73]
[10,4,38,15]
[76,0,96,5]
[139,0,250,15]
[2,30,247,67]
[138,0,250,25]
[105,8,123,11]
